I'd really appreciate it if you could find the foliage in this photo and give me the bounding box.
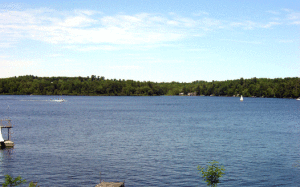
[1,175,39,187]
[2,175,26,187]
[197,161,225,187]
[28,182,38,187]
[0,75,299,98]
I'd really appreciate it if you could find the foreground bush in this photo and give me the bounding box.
[197,161,225,187]
[2,175,38,187]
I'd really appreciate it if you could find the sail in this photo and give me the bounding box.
[0,127,4,142]
[240,95,243,101]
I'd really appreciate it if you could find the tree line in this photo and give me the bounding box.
[0,75,299,98]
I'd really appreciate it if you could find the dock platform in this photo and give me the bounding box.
[0,119,14,148]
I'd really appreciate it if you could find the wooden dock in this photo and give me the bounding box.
[0,119,14,148]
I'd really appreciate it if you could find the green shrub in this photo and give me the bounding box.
[197,161,225,187]
[28,182,38,187]
[2,175,26,187]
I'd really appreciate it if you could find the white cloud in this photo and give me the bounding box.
[48,54,63,57]
[282,8,293,13]
[221,39,263,45]
[230,20,282,29]
[73,9,101,16]
[187,48,207,52]
[0,55,9,58]
[174,17,197,27]
[283,10,300,25]
[0,59,35,67]
[290,21,300,25]
[278,39,293,43]
[193,11,209,16]
[139,58,183,64]
[0,3,23,10]
[65,45,120,51]
[266,10,280,15]
[230,21,257,30]
[166,20,179,26]
[261,21,281,28]
[58,16,97,27]
[108,65,142,70]
[0,42,15,48]
[0,8,298,50]
[199,18,223,29]
[0,9,188,45]
[287,12,300,20]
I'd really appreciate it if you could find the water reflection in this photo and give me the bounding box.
[0,148,15,184]
[0,149,4,184]
[0,149,3,169]
[2,148,14,158]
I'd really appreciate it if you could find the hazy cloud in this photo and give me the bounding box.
[266,10,280,15]
[278,39,294,43]
[221,39,263,45]
[108,65,142,70]
[0,8,298,50]
[58,16,97,27]
[230,21,257,30]
[230,20,282,29]
[261,21,281,28]
[287,12,300,20]
[192,11,209,16]
[65,45,121,51]
[290,21,300,25]
[0,59,35,67]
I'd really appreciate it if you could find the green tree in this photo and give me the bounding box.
[2,175,26,187]
[0,75,299,98]
[197,161,225,187]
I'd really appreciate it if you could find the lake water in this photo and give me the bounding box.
[0,95,299,186]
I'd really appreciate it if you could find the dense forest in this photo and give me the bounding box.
[0,75,299,98]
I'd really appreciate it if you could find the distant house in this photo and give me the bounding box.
[179,92,184,96]
[187,92,197,96]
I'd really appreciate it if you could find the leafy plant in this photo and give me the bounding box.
[2,175,26,187]
[28,182,38,187]
[197,161,225,187]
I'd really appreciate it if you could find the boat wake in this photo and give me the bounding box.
[19,99,66,103]
[50,99,65,103]
[20,100,49,102]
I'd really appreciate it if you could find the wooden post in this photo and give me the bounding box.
[7,128,10,140]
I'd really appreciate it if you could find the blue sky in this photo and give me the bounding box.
[0,0,299,82]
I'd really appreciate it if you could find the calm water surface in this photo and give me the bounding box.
[0,96,299,186]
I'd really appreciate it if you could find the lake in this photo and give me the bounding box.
[0,95,299,186]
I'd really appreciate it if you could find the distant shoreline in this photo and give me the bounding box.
[0,75,299,99]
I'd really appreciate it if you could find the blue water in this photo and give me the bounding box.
[0,95,299,186]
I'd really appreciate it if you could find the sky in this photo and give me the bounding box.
[0,0,299,82]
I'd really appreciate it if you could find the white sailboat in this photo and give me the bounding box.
[240,95,243,101]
